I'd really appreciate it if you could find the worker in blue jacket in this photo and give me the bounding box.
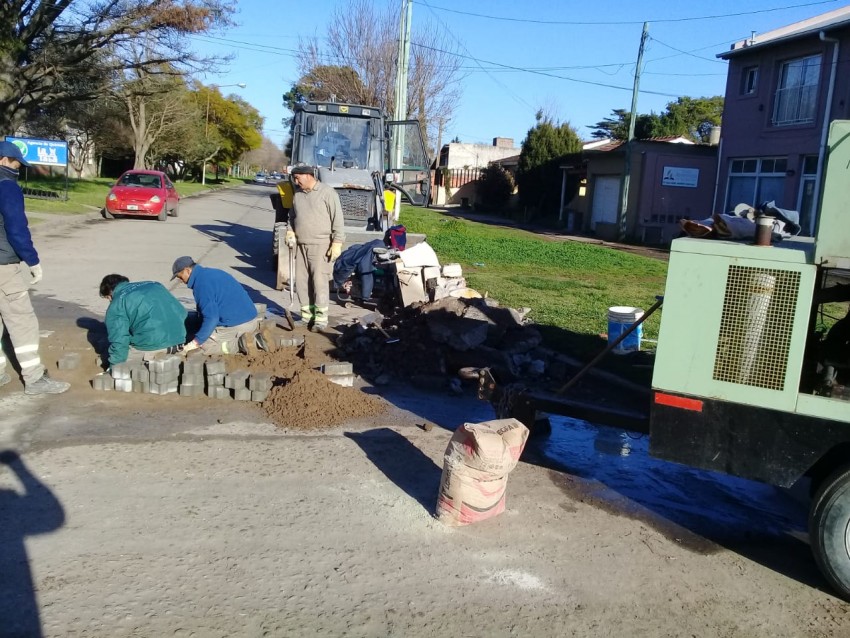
[0,141,69,395]
[99,274,188,367]
[170,256,270,354]
[332,239,385,302]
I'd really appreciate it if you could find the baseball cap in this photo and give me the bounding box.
[290,164,315,176]
[0,140,30,167]
[171,256,195,279]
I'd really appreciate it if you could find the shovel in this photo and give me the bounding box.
[359,310,398,343]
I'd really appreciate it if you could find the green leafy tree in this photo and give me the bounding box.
[590,108,662,140]
[516,111,582,216]
[476,165,515,212]
[589,96,723,143]
[282,65,367,120]
[0,0,234,133]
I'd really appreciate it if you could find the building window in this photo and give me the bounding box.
[742,66,759,95]
[797,155,819,236]
[772,54,821,126]
[726,157,787,209]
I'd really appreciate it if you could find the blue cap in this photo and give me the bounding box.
[171,256,195,279]
[0,141,30,167]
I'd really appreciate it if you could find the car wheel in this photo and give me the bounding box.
[157,208,167,221]
[170,201,180,217]
[810,464,850,601]
[102,208,115,219]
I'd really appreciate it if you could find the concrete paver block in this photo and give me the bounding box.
[248,373,272,392]
[225,370,249,390]
[114,378,133,392]
[111,363,132,380]
[321,362,353,376]
[326,374,355,387]
[131,366,150,382]
[233,387,252,401]
[206,385,230,399]
[205,359,226,375]
[149,380,178,395]
[92,373,114,391]
[207,373,225,386]
[152,369,179,385]
[183,361,204,376]
[251,390,269,402]
[132,380,149,394]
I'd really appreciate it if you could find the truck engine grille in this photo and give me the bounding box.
[337,188,375,223]
[712,264,800,390]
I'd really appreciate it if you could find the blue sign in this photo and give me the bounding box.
[4,136,68,167]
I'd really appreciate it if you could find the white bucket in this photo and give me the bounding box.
[607,306,644,354]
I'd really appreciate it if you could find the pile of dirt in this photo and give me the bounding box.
[224,341,387,430]
[263,369,387,430]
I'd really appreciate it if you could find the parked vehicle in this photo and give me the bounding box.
[253,172,267,184]
[104,170,179,221]
[481,120,850,601]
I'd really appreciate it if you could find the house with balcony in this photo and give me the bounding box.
[715,6,850,235]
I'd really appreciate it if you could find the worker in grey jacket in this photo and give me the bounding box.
[0,141,69,395]
[286,165,345,332]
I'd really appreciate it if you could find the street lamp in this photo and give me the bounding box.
[203,82,246,185]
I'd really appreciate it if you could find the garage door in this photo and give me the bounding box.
[590,175,620,229]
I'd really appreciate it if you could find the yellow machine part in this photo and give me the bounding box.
[277,180,294,208]
[383,189,395,214]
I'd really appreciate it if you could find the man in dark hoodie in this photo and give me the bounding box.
[0,141,69,395]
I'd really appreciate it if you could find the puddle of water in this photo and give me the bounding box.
[525,415,808,553]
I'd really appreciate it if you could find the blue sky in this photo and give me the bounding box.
[189,0,847,149]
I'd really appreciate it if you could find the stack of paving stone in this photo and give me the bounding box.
[225,369,271,402]
[91,353,272,403]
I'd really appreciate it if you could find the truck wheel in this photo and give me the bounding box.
[809,464,850,601]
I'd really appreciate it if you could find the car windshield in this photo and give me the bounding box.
[119,173,161,188]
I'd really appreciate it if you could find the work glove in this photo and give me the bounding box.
[327,241,343,262]
[183,340,199,353]
[29,264,43,285]
[285,230,297,249]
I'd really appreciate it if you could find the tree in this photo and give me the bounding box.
[0,1,234,133]
[288,0,464,148]
[590,108,662,140]
[589,96,723,143]
[476,165,515,212]
[516,110,582,215]
[283,66,368,119]
[658,96,724,143]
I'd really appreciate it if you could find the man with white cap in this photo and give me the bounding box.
[0,140,70,394]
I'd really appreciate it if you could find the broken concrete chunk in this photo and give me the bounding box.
[321,362,353,376]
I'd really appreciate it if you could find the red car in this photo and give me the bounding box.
[104,170,180,221]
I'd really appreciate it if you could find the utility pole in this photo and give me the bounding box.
[617,22,648,242]
[392,0,412,169]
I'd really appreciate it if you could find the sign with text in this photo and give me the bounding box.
[5,136,68,167]
[661,166,699,188]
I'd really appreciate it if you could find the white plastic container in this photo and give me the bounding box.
[607,306,644,354]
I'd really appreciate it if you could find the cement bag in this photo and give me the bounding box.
[436,467,508,527]
[444,419,529,479]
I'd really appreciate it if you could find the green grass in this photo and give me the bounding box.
[400,206,668,361]
[21,174,237,215]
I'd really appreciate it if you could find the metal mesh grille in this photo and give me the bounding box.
[337,189,374,221]
[712,265,800,390]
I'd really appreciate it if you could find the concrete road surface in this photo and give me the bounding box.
[0,185,847,638]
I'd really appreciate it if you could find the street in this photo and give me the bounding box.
[0,185,847,638]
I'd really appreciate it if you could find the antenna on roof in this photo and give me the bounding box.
[749,31,756,46]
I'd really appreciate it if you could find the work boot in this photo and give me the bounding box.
[0,372,11,388]
[25,373,70,396]
[258,324,277,352]
[238,332,259,357]
[309,323,334,335]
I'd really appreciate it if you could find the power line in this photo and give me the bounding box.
[421,0,840,25]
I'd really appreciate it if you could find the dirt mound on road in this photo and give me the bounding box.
[263,369,386,430]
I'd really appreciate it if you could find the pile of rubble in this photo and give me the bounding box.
[335,296,546,389]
